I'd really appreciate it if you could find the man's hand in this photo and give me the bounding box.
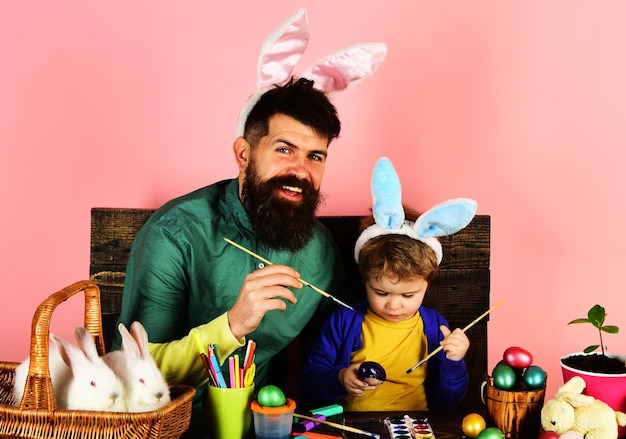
[227,264,303,340]
[439,325,470,361]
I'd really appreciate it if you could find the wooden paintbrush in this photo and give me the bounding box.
[224,237,354,311]
[294,413,380,439]
[406,298,506,374]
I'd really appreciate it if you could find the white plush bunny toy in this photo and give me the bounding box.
[541,376,626,439]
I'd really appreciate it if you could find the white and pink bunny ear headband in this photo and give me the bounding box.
[354,157,478,265]
[236,7,387,137]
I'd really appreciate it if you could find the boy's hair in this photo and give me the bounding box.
[357,206,439,284]
[243,77,341,147]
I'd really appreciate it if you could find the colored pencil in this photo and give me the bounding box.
[191,331,218,386]
[207,344,227,388]
[244,339,255,373]
[228,356,236,388]
[234,354,240,388]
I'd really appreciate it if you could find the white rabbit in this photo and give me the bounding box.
[13,327,126,412]
[103,321,171,412]
[12,335,72,408]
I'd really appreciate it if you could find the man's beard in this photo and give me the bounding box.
[241,163,323,252]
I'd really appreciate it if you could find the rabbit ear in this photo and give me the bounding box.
[236,8,309,137]
[118,323,141,360]
[52,332,89,368]
[413,198,477,238]
[301,42,387,94]
[50,334,72,367]
[129,321,150,359]
[560,392,595,408]
[354,157,409,262]
[257,7,309,90]
[74,327,100,363]
[371,157,404,229]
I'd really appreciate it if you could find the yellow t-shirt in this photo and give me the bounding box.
[343,309,429,411]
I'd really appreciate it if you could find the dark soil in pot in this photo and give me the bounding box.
[562,353,626,374]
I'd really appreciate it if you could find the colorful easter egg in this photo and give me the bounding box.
[257,385,286,407]
[462,413,486,438]
[492,363,516,390]
[522,365,547,389]
[358,361,386,384]
[503,346,533,369]
[476,427,505,439]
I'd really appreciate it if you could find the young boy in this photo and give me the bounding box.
[299,157,476,411]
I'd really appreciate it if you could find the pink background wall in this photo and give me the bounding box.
[3,1,626,401]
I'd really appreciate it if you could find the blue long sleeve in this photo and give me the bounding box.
[300,300,468,410]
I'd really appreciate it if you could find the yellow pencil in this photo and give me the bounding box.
[234,354,240,388]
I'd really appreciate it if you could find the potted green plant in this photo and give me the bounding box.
[560,304,626,436]
[563,304,625,372]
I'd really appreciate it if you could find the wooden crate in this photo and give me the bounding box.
[90,208,490,411]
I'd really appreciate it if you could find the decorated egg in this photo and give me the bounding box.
[476,427,505,439]
[522,365,547,389]
[358,361,386,384]
[492,363,516,390]
[461,413,486,438]
[257,385,286,407]
[503,346,533,369]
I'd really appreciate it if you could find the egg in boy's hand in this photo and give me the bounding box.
[358,361,386,386]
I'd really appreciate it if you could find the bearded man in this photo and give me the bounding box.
[113,78,350,421]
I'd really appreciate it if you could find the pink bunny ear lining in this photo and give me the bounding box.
[257,8,310,90]
[302,42,387,94]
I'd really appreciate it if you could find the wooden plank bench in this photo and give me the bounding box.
[90,208,490,411]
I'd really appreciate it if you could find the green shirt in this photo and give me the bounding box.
[115,178,348,394]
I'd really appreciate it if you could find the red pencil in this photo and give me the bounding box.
[244,340,256,372]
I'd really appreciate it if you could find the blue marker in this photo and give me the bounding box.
[208,346,227,388]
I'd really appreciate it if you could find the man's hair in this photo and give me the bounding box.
[243,78,341,147]
[357,206,440,284]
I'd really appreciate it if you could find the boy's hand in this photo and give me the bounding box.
[338,363,380,396]
[439,325,470,361]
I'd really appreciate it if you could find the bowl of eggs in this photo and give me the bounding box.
[482,346,547,438]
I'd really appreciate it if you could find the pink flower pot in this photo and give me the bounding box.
[561,352,626,437]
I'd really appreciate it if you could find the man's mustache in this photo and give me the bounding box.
[264,175,315,195]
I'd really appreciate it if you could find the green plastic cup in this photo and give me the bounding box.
[205,384,255,439]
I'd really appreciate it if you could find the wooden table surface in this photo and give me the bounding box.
[309,411,465,439]
[309,411,540,439]
[183,409,546,439]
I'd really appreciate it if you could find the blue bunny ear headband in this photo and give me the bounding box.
[354,157,478,265]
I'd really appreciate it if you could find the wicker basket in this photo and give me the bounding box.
[0,280,196,439]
